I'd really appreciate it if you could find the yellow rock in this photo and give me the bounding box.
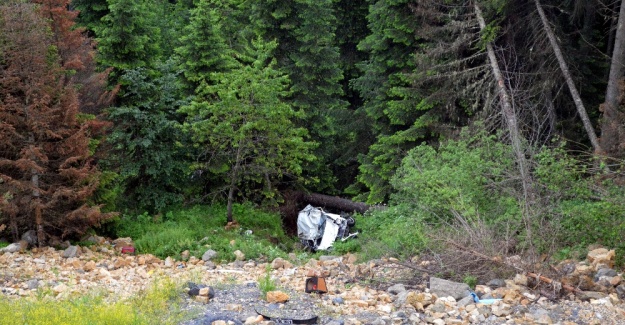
[266,291,289,303]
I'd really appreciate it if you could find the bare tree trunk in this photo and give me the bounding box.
[600,0,625,157]
[475,3,535,254]
[226,140,244,223]
[534,0,603,153]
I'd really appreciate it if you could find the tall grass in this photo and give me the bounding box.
[0,277,189,325]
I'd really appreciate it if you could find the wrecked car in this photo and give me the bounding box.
[297,204,358,251]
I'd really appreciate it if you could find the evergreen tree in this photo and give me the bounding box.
[95,0,162,75]
[0,2,115,242]
[104,60,190,213]
[248,0,348,191]
[350,0,428,203]
[179,39,315,222]
[175,0,235,92]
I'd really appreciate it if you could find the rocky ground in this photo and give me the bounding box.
[1,236,625,324]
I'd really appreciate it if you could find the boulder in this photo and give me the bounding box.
[429,277,471,300]
[0,242,22,253]
[587,248,615,270]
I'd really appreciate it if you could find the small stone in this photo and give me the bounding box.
[83,261,96,272]
[26,279,39,290]
[234,250,245,261]
[202,249,217,261]
[53,283,68,293]
[332,297,344,305]
[487,279,506,288]
[180,250,190,261]
[514,273,528,286]
[266,291,289,303]
[198,286,215,298]
[387,283,406,295]
[194,295,209,303]
[62,245,80,258]
[0,243,21,253]
[271,257,286,269]
[244,315,264,324]
[164,257,174,267]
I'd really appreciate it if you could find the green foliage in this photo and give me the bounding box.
[96,0,162,72]
[0,277,187,325]
[115,204,290,261]
[463,274,478,289]
[175,0,235,91]
[349,0,432,203]
[391,132,518,224]
[179,39,315,207]
[258,265,278,297]
[104,60,191,213]
[348,205,428,260]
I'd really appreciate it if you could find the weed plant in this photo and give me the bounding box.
[258,265,277,297]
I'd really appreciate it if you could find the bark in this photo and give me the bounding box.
[294,191,370,214]
[475,2,535,254]
[534,0,603,153]
[600,0,625,157]
[226,139,244,223]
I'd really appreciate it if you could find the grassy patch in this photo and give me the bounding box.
[114,203,292,262]
[0,277,190,325]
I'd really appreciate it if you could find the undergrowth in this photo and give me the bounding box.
[114,203,292,262]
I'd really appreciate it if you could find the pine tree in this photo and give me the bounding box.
[96,0,162,74]
[0,2,115,243]
[179,39,315,222]
[104,60,190,213]
[349,0,427,203]
[248,0,348,191]
[175,0,235,92]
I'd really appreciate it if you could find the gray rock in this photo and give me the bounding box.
[387,283,406,295]
[429,277,471,300]
[616,284,625,299]
[457,295,474,307]
[202,249,217,261]
[486,278,506,288]
[204,261,216,269]
[0,243,21,253]
[394,290,410,307]
[62,245,79,258]
[579,291,608,301]
[594,268,617,281]
[325,321,344,325]
[21,230,37,246]
[332,297,344,305]
[26,279,39,290]
[371,319,386,325]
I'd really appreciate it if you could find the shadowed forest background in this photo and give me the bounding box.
[2,0,625,275]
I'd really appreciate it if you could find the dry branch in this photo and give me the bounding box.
[447,240,581,294]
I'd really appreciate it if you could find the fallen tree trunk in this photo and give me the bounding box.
[293,191,370,214]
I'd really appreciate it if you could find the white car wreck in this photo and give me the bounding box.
[297,204,358,251]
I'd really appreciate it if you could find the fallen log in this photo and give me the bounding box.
[294,191,370,214]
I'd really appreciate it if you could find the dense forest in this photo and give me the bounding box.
[1,0,625,261]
